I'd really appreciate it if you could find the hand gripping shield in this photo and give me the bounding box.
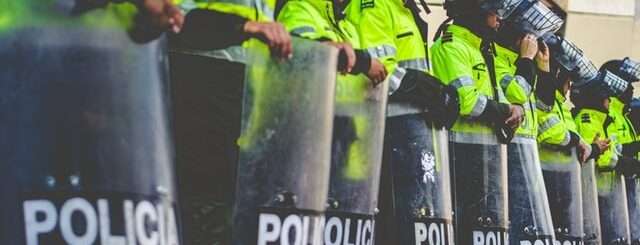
[232,38,338,245]
[0,2,179,244]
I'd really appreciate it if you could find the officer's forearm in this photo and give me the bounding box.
[177,9,249,50]
[477,100,510,123]
[351,50,372,75]
[515,58,536,87]
[535,70,556,107]
[588,143,601,160]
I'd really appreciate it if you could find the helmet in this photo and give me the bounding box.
[544,34,599,85]
[502,0,564,38]
[571,70,629,99]
[620,57,640,82]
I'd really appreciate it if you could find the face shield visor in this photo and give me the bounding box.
[544,35,599,85]
[572,70,629,99]
[505,0,564,38]
[620,57,640,82]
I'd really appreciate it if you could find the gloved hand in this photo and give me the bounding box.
[389,69,460,129]
[615,156,640,177]
[477,100,514,143]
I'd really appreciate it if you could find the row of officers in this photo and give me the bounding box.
[2,0,640,245]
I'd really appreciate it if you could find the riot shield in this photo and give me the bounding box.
[384,119,454,245]
[324,71,388,244]
[0,2,179,245]
[449,133,509,245]
[508,139,556,244]
[232,38,338,245]
[597,172,631,245]
[626,177,640,245]
[540,147,585,244]
[582,160,603,245]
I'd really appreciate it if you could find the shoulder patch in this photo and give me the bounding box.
[441,32,453,43]
[362,0,374,9]
[581,114,591,123]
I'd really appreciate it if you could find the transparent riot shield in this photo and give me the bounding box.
[540,147,585,244]
[597,172,631,245]
[232,38,338,245]
[324,72,388,244]
[449,133,509,245]
[0,2,179,244]
[508,139,556,244]
[384,121,454,245]
[625,177,640,245]
[582,160,604,245]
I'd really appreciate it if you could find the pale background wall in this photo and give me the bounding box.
[424,0,640,96]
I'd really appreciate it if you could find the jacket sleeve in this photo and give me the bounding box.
[355,3,401,92]
[277,2,325,40]
[431,40,487,118]
[176,8,249,50]
[537,108,572,146]
[575,113,616,168]
[496,59,533,106]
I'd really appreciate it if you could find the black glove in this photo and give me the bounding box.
[351,50,372,75]
[477,100,514,144]
[622,142,640,157]
[389,69,460,129]
[615,156,640,176]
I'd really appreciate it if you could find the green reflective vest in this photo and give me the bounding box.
[575,108,621,189]
[494,44,537,139]
[609,97,638,145]
[348,0,429,116]
[431,24,507,141]
[537,91,582,164]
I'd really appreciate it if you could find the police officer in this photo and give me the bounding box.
[277,0,388,243]
[600,58,640,244]
[349,0,459,243]
[573,71,632,245]
[431,0,525,243]
[168,0,292,243]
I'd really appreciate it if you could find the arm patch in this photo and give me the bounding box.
[362,0,375,9]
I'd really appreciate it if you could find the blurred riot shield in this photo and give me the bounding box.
[386,122,454,245]
[232,38,338,245]
[541,147,585,244]
[508,139,556,244]
[582,160,603,245]
[0,2,179,245]
[597,172,631,245]
[450,134,509,245]
[324,72,388,244]
[626,177,640,245]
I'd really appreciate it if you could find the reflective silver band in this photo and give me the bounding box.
[290,26,316,36]
[515,75,533,96]
[169,46,246,63]
[538,117,561,135]
[500,74,513,91]
[367,45,397,59]
[470,95,488,117]
[510,136,537,145]
[560,131,572,146]
[450,131,500,145]
[536,100,553,112]
[450,76,474,89]
[398,58,429,71]
[388,67,407,95]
